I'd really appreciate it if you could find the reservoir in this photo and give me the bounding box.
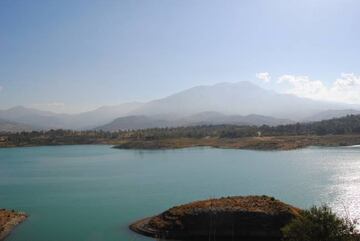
[1,145,360,241]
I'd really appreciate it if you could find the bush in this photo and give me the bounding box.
[282,205,359,241]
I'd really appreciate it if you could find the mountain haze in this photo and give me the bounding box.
[1,82,359,132]
[0,119,34,133]
[130,82,355,120]
[66,102,144,129]
[180,112,293,126]
[0,106,66,129]
[95,112,294,131]
[304,109,360,122]
[95,115,172,131]
[0,102,143,130]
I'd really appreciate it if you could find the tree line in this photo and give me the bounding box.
[118,114,360,139]
[1,115,360,146]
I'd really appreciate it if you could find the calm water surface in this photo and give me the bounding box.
[1,145,360,241]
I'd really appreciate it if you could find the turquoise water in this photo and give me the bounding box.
[1,145,360,241]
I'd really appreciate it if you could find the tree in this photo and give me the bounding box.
[282,205,359,241]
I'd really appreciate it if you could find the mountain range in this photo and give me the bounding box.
[0,102,143,131]
[1,81,359,132]
[96,112,294,131]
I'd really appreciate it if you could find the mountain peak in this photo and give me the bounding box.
[130,81,356,119]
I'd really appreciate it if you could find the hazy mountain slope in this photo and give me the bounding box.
[96,112,294,131]
[0,106,67,129]
[64,102,144,129]
[0,102,144,130]
[96,115,172,131]
[304,109,360,122]
[181,112,293,126]
[0,119,34,132]
[130,82,356,120]
[225,114,293,126]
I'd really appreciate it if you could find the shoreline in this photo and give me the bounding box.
[0,209,27,241]
[1,134,360,151]
[129,217,157,238]
[114,135,360,151]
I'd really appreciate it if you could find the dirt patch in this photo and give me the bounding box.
[0,209,27,241]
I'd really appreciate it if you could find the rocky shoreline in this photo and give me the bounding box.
[0,209,27,241]
[130,196,301,241]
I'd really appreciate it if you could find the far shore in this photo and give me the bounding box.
[1,134,360,151]
[113,135,360,150]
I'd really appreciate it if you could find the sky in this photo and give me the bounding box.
[0,0,359,113]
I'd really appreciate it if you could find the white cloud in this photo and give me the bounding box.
[256,72,271,83]
[277,73,360,104]
[0,86,3,92]
[277,75,328,99]
[330,73,360,103]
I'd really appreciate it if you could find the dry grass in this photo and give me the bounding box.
[114,135,360,150]
[165,196,301,216]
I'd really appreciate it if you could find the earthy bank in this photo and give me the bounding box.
[0,209,27,241]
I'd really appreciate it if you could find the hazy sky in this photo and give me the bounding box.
[0,0,359,113]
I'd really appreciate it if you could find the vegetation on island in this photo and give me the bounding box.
[1,115,360,150]
[282,205,359,241]
[130,195,301,240]
[130,195,360,241]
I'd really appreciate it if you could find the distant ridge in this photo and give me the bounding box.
[304,109,360,122]
[181,112,293,126]
[1,82,360,132]
[0,106,68,130]
[95,112,294,131]
[95,115,172,131]
[0,102,144,130]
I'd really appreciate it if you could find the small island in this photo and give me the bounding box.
[0,209,27,241]
[130,195,301,241]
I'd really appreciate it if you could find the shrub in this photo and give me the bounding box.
[282,205,359,241]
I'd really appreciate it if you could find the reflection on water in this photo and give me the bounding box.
[323,147,360,221]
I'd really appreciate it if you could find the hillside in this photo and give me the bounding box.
[95,112,293,131]
[181,112,293,126]
[0,102,143,130]
[0,119,34,133]
[95,115,172,131]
